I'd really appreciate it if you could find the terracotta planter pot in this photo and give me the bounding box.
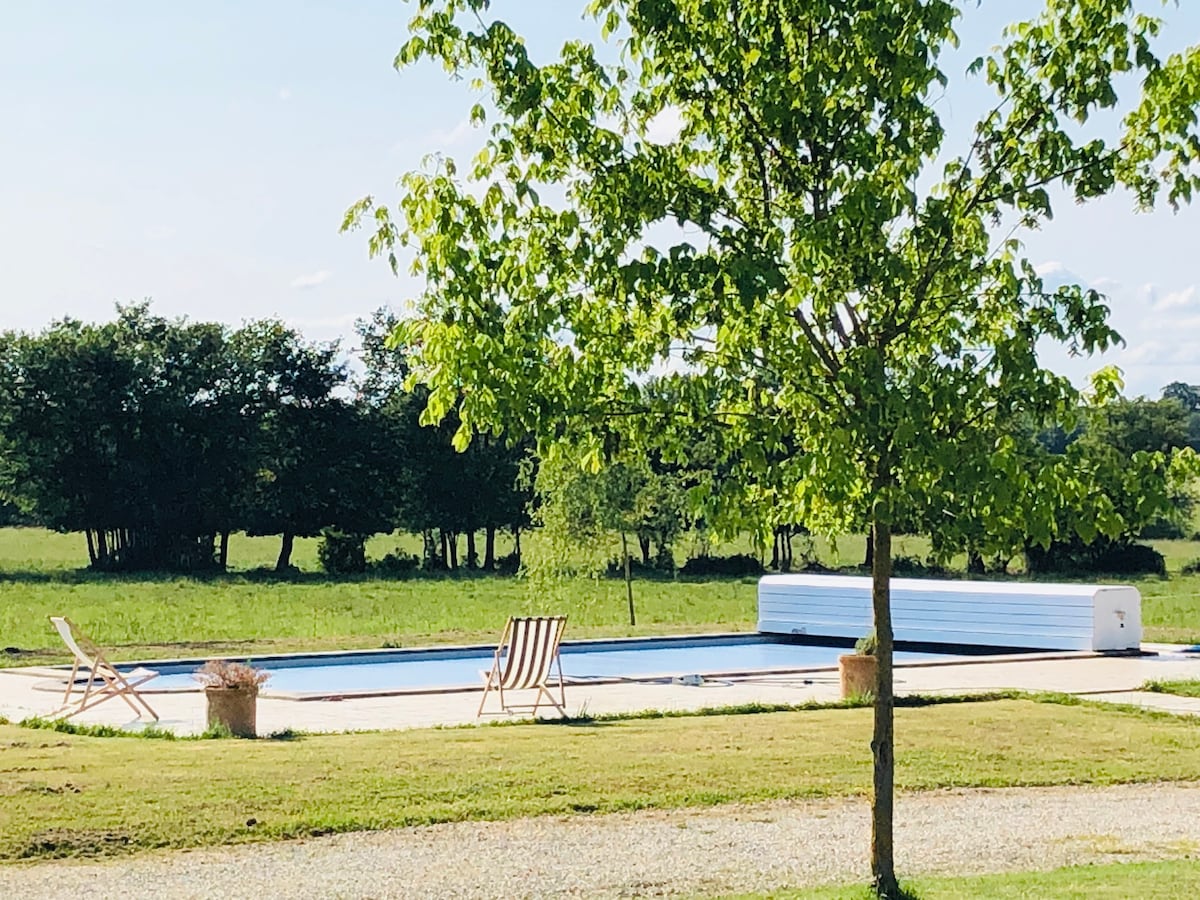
[205,686,258,738]
[838,653,877,700]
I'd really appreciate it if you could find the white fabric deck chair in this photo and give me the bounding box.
[477,615,568,717]
[48,616,160,721]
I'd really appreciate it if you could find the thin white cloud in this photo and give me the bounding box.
[1153,285,1197,312]
[1032,260,1088,291]
[1122,341,1165,365]
[1034,260,1068,278]
[393,118,480,155]
[278,88,292,102]
[290,270,332,290]
[429,118,474,148]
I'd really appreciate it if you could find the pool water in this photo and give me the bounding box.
[146,635,962,697]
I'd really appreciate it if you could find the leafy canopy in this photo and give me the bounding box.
[346,0,1200,551]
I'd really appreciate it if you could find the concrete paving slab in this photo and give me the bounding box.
[3,646,1199,735]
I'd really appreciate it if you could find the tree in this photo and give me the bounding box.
[348,3,1200,894]
[1163,381,1200,413]
[356,309,534,570]
[234,321,392,571]
[534,454,686,624]
[0,305,258,570]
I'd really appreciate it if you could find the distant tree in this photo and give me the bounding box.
[356,310,533,570]
[533,455,689,624]
[0,500,36,527]
[234,321,396,572]
[1163,382,1200,413]
[1080,397,1191,456]
[0,305,257,570]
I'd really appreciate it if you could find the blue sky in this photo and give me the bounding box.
[2,1,1198,398]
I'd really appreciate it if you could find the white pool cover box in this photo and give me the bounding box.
[757,574,1141,652]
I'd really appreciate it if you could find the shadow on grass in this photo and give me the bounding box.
[0,565,536,586]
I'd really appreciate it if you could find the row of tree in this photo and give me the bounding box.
[0,304,532,572]
[1,303,1196,577]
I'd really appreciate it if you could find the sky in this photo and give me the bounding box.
[1,1,1198,399]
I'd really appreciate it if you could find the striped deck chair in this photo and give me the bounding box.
[477,616,568,717]
[48,616,160,721]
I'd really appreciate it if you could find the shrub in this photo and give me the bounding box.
[193,660,270,691]
[1139,516,1187,540]
[494,550,522,574]
[1181,559,1200,576]
[605,556,660,577]
[854,631,878,656]
[1026,538,1166,577]
[317,530,368,575]
[372,550,420,575]
[890,555,946,577]
[680,553,765,577]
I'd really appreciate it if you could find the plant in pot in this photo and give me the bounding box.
[194,660,270,738]
[838,631,878,701]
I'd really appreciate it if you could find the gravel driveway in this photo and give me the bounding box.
[2,782,1198,899]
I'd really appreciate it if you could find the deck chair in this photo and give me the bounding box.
[48,616,160,721]
[477,616,568,717]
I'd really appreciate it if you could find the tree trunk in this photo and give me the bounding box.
[439,530,449,568]
[967,549,985,575]
[638,534,651,566]
[96,529,109,568]
[770,530,781,570]
[864,531,875,570]
[219,531,230,570]
[276,532,295,572]
[448,532,459,570]
[513,528,522,567]
[784,527,794,571]
[869,519,898,898]
[465,530,478,568]
[621,531,636,626]
[484,526,496,570]
[85,529,97,566]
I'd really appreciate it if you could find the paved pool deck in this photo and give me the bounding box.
[2,644,1199,735]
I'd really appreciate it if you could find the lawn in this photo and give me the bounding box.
[1144,679,1200,698]
[2,527,1199,665]
[745,859,1200,899]
[1,698,1199,862]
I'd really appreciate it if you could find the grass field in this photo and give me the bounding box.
[1,697,1198,861]
[2,527,1199,665]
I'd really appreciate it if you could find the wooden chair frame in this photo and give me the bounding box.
[477,616,568,717]
[48,616,160,721]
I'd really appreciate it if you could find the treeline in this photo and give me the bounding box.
[0,305,531,572]
[1,305,1197,577]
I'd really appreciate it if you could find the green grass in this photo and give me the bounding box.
[1143,679,1200,698]
[736,859,1200,898]
[1,698,1199,861]
[3,527,1200,666]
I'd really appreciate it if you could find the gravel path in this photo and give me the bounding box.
[2,783,1199,899]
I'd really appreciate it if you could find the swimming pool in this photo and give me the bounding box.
[143,634,967,699]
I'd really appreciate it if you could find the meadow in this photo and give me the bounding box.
[3,527,1199,665]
